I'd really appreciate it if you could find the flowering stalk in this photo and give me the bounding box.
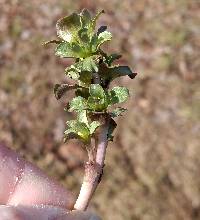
[44,9,137,211]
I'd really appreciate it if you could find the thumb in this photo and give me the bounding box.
[0,144,74,209]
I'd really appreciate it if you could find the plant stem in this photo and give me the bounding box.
[74,121,109,211]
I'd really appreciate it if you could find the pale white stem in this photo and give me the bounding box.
[74,122,109,211]
[95,124,108,166]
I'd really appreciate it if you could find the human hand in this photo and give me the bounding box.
[0,144,100,220]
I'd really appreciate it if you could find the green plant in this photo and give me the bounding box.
[44,9,137,211]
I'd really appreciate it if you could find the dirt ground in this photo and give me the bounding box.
[0,0,200,219]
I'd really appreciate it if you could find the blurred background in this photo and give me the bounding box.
[0,0,200,219]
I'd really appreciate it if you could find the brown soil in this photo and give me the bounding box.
[0,0,199,219]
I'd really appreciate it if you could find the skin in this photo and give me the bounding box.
[0,144,100,220]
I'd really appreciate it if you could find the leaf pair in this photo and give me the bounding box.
[65,56,99,87]
[64,111,100,143]
[67,84,129,113]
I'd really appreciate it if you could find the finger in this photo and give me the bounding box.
[0,144,74,209]
[0,205,101,220]
[0,205,23,220]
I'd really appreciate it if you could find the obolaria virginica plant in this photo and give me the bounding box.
[44,9,137,211]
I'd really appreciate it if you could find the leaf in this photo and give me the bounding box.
[55,42,82,58]
[54,84,77,100]
[66,120,90,141]
[128,72,137,79]
[77,110,89,126]
[68,96,87,112]
[107,118,117,141]
[78,28,90,43]
[108,87,129,105]
[106,53,122,66]
[89,121,101,134]
[55,35,90,57]
[89,84,105,99]
[66,120,77,128]
[91,10,105,32]
[66,70,80,80]
[97,31,112,48]
[109,107,127,118]
[65,64,80,79]
[99,64,136,82]
[43,40,62,46]
[64,132,81,142]
[109,66,137,79]
[87,84,108,111]
[90,34,99,52]
[56,13,81,42]
[80,9,91,27]
[65,57,98,85]
[78,71,92,88]
[75,87,90,99]
[87,97,106,112]
[82,57,99,72]
[65,120,90,142]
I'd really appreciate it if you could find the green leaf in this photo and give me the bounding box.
[65,57,99,80]
[78,71,92,88]
[81,57,99,72]
[66,120,77,128]
[109,66,136,79]
[99,64,136,82]
[87,96,107,112]
[43,40,62,46]
[87,84,108,111]
[75,87,90,99]
[65,64,80,79]
[89,121,101,134]
[89,84,105,99]
[56,13,81,42]
[109,107,127,118]
[106,53,122,66]
[90,31,112,52]
[68,96,87,112]
[90,34,99,53]
[55,42,83,58]
[66,70,80,80]
[65,120,90,142]
[97,31,112,48]
[78,28,90,43]
[64,132,81,142]
[91,10,105,32]
[109,65,132,78]
[77,110,89,126]
[108,87,129,105]
[80,9,91,27]
[54,84,77,100]
[107,118,117,141]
